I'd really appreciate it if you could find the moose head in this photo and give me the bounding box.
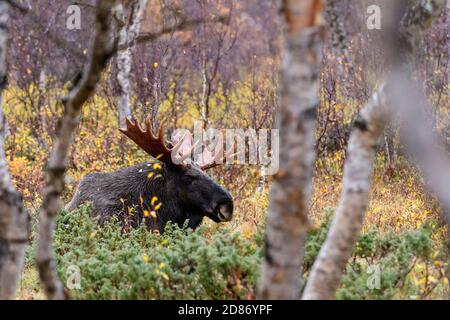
[66,116,234,232]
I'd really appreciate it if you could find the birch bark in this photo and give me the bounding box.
[303,0,446,299]
[37,0,117,299]
[258,0,323,299]
[0,0,29,300]
[115,0,148,127]
[302,85,388,299]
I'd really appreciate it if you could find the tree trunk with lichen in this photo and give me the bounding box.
[0,1,29,300]
[36,0,117,300]
[115,0,148,127]
[302,85,389,299]
[258,0,322,300]
[302,0,446,300]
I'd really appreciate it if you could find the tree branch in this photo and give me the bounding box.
[122,14,229,50]
[6,0,86,61]
[36,0,117,300]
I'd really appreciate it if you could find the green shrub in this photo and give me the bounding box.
[304,208,333,271]
[40,205,448,300]
[53,205,263,299]
[337,223,445,300]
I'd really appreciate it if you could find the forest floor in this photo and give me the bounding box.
[5,87,447,299]
[15,154,448,300]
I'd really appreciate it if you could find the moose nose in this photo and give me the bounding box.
[217,200,233,222]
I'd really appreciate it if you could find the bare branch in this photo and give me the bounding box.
[7,0,228,63]
[123,14,229,50]
[36,0,117,300]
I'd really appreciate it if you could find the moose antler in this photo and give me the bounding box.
[119,116,185,166]
[120,115,237,170]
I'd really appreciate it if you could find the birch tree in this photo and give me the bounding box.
[114,0,148,127]
[258,0,323,299]
[0,0,29,300]
[37,0,118,300]
[302,84,389,299]
[303,0,446,300]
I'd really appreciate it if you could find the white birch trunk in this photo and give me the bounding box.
[115,0,148,127]
[302,85,388,299]
[0,1,29,300]
[258,0,323,299]
[303,0,445,299]
[37,0,117,300]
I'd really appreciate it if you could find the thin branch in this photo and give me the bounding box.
[7,0,228,63]
[123,14,229,50]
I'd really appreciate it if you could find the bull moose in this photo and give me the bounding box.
[66,116,234,232]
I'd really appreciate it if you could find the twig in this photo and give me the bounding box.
[125,15,229,50]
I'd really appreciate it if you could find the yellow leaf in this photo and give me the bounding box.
[161,272,169,281]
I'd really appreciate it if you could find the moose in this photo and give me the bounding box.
[66,116,234,232]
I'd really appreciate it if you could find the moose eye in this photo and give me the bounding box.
[182,173,197,184]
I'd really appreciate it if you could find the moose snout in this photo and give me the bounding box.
[216,199,233,222]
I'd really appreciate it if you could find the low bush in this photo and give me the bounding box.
[53,205,263,299]
[22,205,447,300]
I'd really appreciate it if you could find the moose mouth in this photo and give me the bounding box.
[206,202,233,223]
